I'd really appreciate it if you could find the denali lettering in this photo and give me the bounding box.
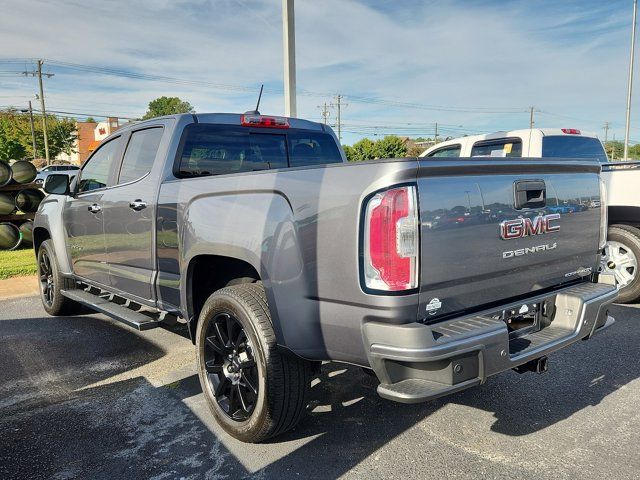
[503,242,558,258]
[500,213,560,240]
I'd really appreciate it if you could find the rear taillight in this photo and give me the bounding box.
[599,178,607,249]
[363,185,419,292]
[561,128,581,135]
[241,114,289,128]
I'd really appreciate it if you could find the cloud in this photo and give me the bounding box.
[0,0,636,143]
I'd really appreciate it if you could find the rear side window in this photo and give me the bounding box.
[542,136,607,162]
[471,139,522,157]
[118,127,164,184]
[288,132,343,167]
[427,145,461,157]
[78,137,121,193]
[177,125,287,176]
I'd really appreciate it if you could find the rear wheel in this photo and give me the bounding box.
[37,240,83,315]
[196,283,313,442]
[600,225,640,303]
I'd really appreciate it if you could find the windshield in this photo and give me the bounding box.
[542,135,607,162]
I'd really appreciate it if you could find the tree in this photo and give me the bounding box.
[85,117,96,123]
[143,96,194,119]
[407,144,425,157]
[47,119,78,158]
[604,141,624,160]
[0,110,77,160]
[628,143,640,160]
[347,138,378,162]
[343,144,356,162]
[0,136,26,161]
[374,135,408,158]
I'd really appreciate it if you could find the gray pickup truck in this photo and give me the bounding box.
[35,112,617,442]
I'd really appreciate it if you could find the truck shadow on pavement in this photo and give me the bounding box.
[1,304,638,479]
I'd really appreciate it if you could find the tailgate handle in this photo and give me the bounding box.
[514,180,546,209]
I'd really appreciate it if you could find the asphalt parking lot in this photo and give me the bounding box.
[1,296,639,480]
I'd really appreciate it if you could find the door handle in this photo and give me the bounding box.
[87,203,102,214]
[514,180,546,209]
[129,199,147,211]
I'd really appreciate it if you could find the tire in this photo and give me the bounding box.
[37,239,83,316]
[601,225,640,303]
[195,283,313,442]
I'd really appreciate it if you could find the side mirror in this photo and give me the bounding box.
[44,174,71,195]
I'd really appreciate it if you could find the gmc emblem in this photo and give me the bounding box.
[500,213,560,240]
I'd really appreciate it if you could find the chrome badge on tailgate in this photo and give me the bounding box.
[500,213,560,259]
[500,213,560,240]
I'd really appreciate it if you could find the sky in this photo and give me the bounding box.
[0,0,637,145]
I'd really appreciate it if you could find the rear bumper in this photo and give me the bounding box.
[363,282,617,403]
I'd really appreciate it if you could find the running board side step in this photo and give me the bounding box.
[61,289,161,331]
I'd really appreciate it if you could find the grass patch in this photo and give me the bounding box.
[0,248,37,279]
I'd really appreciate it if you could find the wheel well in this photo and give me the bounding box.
[608,206,640,229]
[32,227,50,254]
[187,255,260,332]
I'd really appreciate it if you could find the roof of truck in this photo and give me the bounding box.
[120,112,326,132]
[419,128,600,157]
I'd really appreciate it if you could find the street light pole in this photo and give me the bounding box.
[282,0,297,117]
[624,0,637,161]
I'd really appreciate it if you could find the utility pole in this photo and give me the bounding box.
[329,95,346,141]
[434,122,439,143]
[23,60,54,164]
[282,0,297,117]
[318,102,330,124]
[37,60,51,164]
[603,122,610,143]
[529,106,535,129]
[625,0,638,161]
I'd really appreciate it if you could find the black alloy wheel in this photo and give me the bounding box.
[39,249,55,308]
[203,312,259,421]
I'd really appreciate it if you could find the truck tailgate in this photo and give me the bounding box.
[416,158,602,321]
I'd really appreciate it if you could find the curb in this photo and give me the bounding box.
[0,275,39,300]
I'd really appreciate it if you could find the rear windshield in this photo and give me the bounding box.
[542,135,607,162]
[177,124,342,177]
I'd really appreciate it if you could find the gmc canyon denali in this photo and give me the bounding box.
[35,112,617,442]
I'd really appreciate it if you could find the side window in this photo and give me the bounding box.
[77,137,121,193]
[288,132,343,167]
[118,127,164,184]
[428,145,461,157]
[177,124,287,177]
[471,139,522,158]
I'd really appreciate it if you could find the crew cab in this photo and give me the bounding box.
[422,128,640,303]
[34,114,616,442]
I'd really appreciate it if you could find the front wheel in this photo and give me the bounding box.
[600,225,640,303]
[195,283,313,442]
[37,239,83,315]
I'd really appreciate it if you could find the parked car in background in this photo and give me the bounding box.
[421,128,640,303]
[34,114,616,442]
[35,164,80,185]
